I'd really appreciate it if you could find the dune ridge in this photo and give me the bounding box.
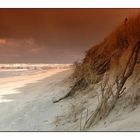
[54,14,140,130]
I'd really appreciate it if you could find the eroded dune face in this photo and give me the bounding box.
[69,15,140,129]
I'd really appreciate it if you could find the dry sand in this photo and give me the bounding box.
[0,68,73,131]
[0,68,140,131]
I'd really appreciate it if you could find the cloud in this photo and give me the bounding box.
[0,38,45,56]
[0,39,6,45]
[0,9,139,63]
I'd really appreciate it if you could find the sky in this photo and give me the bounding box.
[0,9,139,64]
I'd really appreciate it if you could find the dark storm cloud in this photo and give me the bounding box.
[0,9,139,63]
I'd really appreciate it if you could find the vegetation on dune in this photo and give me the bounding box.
[54,14,140,129]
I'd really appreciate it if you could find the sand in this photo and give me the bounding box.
[0,68,73,131]
[0,68,140,131]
